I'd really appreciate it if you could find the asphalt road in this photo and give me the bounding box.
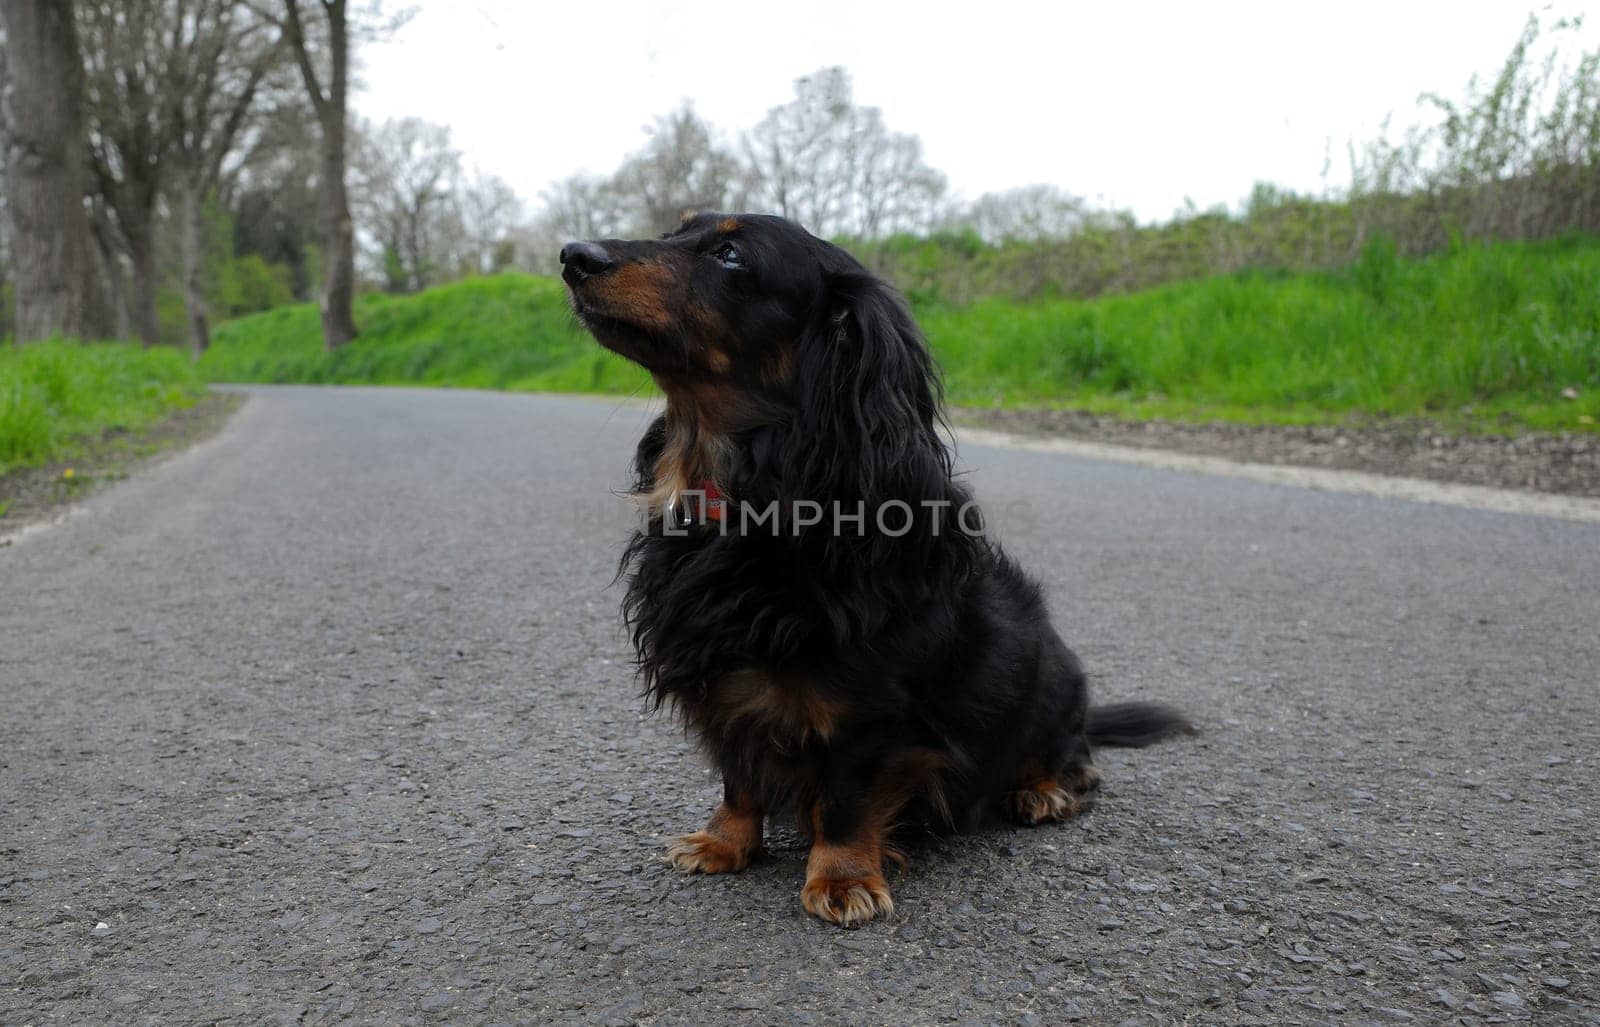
[2,386,1596,1026]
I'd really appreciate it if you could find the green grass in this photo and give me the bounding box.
[201,238,1600,433]
[199,274,651,395]
[927,236,1600,431]
[1,341,205,476]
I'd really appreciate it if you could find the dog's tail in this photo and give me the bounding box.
[1086,702,1196,748]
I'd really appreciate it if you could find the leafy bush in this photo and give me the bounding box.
[218,255,296,319]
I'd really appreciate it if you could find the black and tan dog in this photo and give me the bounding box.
[561,213,1192,926]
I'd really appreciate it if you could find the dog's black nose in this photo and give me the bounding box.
[559,241,613,279]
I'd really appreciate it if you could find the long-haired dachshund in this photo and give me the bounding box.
[560,213,1192,926]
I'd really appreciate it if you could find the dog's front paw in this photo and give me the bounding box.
[665,831,755,874]
[801,873,894,926]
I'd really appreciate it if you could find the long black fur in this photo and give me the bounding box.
[563,213,1192,914]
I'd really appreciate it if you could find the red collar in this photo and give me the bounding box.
[687,479,726,522]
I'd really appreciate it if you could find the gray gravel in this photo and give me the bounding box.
[958,406,1600,498]
[2,385,1597,1025]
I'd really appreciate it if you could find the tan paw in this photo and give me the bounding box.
[665,831,754,874]
[801,874,894,926]
[1006,780,1087,825]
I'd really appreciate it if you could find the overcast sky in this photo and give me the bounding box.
[357,1,1595,225]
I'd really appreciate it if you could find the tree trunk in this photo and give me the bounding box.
[0,0,105,341]
[125,209,160,347]
[317,0,356,349]
[283,0,356,347]
[318,116,357,347]
[88,195,130,338]
[180,181,210,358]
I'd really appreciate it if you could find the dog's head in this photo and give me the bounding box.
[562,212,953,507]
[560,212,832,387]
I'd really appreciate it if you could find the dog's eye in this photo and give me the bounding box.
[713,242,745,270]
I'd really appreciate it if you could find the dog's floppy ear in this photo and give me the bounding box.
[786,266,954,504]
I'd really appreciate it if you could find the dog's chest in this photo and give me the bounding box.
[689,668,843,753]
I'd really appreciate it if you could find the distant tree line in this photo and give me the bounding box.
[525,16,1600,304]
[3,7,1598,350]
[515,68,949,271]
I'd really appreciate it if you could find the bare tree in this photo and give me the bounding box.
[279,0,355,345]
[0,0,106,342]
[741,68,853,231]
[169,1,284,356]
[741,68,945,239]
[612,104,742,234]
[257,0,413,344]
[850,111,946,238]
[537,172,626,242]
[77,0,192,346]
[455,169,521,274]
[353,116,459,292]
[518,172,627,273]
[965,185,1088,244]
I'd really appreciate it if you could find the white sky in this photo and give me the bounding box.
[358,0,1596,225]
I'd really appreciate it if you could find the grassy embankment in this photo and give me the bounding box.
[0,342,205,492]
[199,236,1600,433]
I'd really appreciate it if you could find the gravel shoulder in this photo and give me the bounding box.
[955,407,1600,498]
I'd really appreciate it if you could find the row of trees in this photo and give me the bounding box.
[4,7,1597,348]
[0,0,405,351]
[529,16,1600,301]
[353,117,522,293]
[0,0,952,350]
[523,68,951,270]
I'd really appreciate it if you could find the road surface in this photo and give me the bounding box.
[3,386,1596,1024]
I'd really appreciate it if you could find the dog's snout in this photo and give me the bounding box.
[559,241,614,279]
